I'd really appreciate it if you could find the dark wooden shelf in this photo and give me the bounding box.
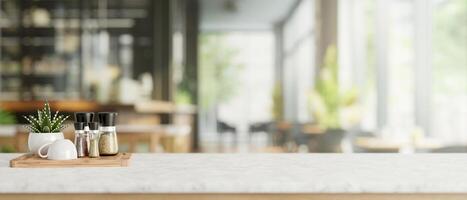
[0,100,192,114]
[0,100,100,112]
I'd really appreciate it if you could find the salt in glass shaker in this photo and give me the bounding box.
[98,112,119,156]
[88,122,100,158]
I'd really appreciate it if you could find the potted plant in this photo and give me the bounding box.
[0,109,17,152]
[23,101,69,154]
[0,109,16,125]
[0,108,17,134]
[308,45,360,152]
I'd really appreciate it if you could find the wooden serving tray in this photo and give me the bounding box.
[10,153,131,168]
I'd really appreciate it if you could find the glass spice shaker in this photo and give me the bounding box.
[88,122,100,158]
[98,112,119,156]
[75,112,95,124]
[74,122,87,158]
[74,112,94,157]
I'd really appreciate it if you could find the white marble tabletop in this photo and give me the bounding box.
[1,153,467,194]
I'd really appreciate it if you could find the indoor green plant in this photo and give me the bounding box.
[0,109,16,125]
[308,45,360,151]
[0,109,17,153]
[24,101,69,154]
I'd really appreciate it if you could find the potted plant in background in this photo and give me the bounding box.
[0,109,16,125]
[308,45,361,152]
[0,109,17,152]
[23,101,69,154]
[271,82,291,148]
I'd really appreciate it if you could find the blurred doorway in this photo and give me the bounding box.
[198,32,275,152]
[198,0,297,152]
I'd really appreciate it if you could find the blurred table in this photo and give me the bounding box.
[0,126,17,152]
[118,124,191,153]
[301,124,325,135]
[355,137,443,153]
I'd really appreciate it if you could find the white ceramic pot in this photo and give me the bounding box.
[28,132,64,155]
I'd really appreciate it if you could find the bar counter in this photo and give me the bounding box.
[1,153,467,200]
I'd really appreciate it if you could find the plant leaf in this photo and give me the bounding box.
[44,101,51,119]
[51,115,68,132]
[24,115,40,130]
[43,126,50,133]
[24,125,40,133]
[54,111,59,121]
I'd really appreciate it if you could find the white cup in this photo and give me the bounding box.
[38,139,78,160]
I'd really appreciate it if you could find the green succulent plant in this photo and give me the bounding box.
[23,101,69,133]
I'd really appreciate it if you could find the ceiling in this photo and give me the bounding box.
[200,0,297,31]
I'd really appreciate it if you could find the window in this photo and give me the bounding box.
[340,0,467,143]
[282,0,315,123]
[430,0,467,143]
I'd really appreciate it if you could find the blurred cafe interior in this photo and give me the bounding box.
[0,0,466,153]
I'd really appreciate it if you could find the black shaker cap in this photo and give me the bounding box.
[74,122,85,130]
[74,112,95,123]
[98,112,118,126]
[88,122,99,130]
